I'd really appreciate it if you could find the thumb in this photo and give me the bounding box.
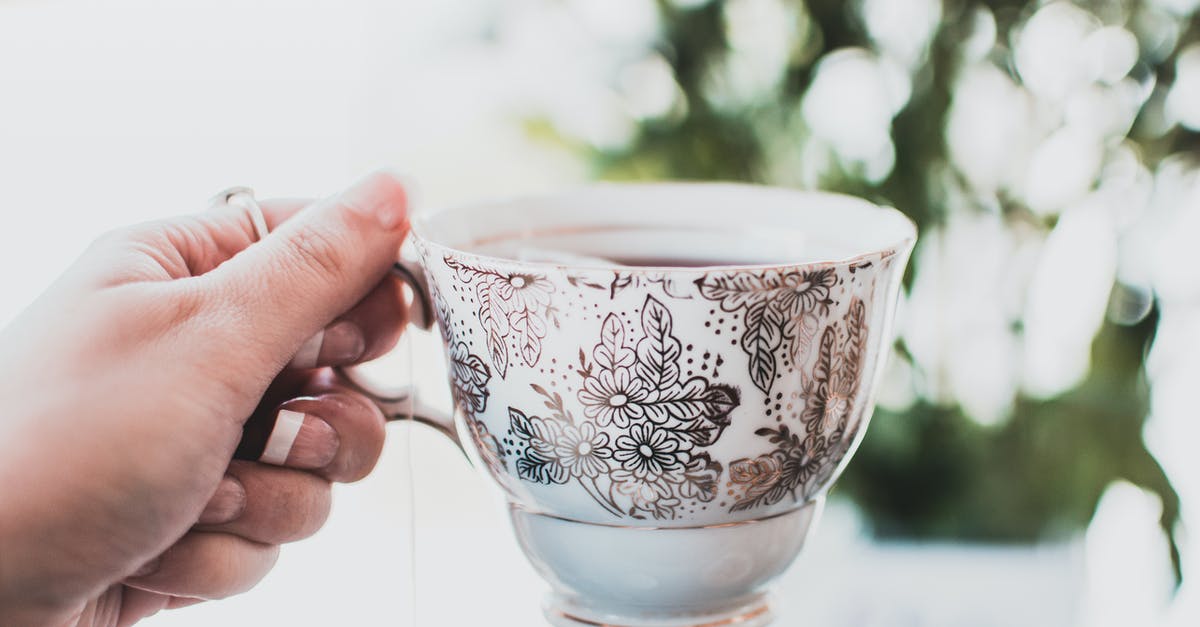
[205,171,410,366]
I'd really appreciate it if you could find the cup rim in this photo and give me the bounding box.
[411,181,918,273]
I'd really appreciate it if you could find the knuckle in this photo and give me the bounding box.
[287,223,348,279]
[275,476,333,542]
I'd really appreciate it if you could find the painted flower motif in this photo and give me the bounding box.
[818,392,852,433]
[507,295,744,520]
[729,454,783,488]
[612,468,678,509]
[552,422,613,478]
[613,423,685,480]
[778,269,835,316]
[578,367,649,427]
[502,273,554,311]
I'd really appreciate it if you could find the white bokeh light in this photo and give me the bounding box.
[945,62,1034,194]
[1147,159,1200,305]
[1013,2,1100,102]
[802,47,909,179]
[859,0,942,68]
[1149,0,1200,15]
[1080,481,1175,627]
[1023,126,1105,216]
[1082,26,1140,85]
[617,53,684,121]
[1021,198,1118,398]
[960,6,997,63]
[903,212,1029,424]
[1165,44,1200,130]
[706,0,797,109]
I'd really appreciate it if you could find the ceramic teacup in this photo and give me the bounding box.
[351,183,915,626]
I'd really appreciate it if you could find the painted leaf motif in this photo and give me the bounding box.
[515,455,569,485]
[841,299,867,389]
[509,408,569,485]
[678,453,722,500]
[695,273,774,310]
[477,281,511,378]
[431,286,453,343]
[486,330,508,379]
[635,295,681,391]
[676,384,740,446]
[594,313,634,370]
[640,378,709,424]
[783,311,820,364]
[812,325,836,394]
[511,309,545,366]
[741,299,784,394]
[448,342,490,414]
[509,408,535,441]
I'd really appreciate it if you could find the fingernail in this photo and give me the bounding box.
[340,171,409,231]
[131,557,161,578]
[319,320,365,364]
[260,409,339,469]
[290,320,364,368]
[198,476,246,525]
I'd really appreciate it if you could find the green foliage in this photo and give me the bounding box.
[539,0,1198,580]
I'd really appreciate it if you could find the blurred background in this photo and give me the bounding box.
[1,0,1197,625]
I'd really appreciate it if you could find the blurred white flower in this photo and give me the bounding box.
[617,54,683,121]
[801,48,908,174]
[859,0,942,68]
[497,0,648,149]
[960,6,997,63]
[1098,142,1154,232]
[1133,5,1183,63]
[1081,26,1140,85]
[1148,0,1200,15]
[1147,158,1200,304]
[1013,2,1100,102]
[904,212,1026,425]
[1023,126,1104,216]
[1165,44,1200,130]
[567,0,659,51]
[945,63,1034,194]
[1064,82,1143,140]
[1022,197,1118,398]
[706,0,796,109]
[1080,481,1175,627]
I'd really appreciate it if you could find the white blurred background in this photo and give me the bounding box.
[1,0,1198,625]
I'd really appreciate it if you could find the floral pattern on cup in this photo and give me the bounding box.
[421,244,895,522]
[695,268,837,395]
[507,295,739,520]
[568,271,693,300]
[728,298,868,511]
[444,340,509,481]
[445,256,559,378]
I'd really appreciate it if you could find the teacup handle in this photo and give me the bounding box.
[335,258,463,449]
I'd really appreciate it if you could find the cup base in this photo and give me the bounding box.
[543,592,774,627]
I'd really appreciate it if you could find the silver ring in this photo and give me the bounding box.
[211,186,270,242]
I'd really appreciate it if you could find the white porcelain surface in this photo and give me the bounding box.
[515,501,818,627]
[411,183,914,624]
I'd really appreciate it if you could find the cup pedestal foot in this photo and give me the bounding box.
[543,593,774,627]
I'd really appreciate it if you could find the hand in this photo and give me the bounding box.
[0,173,411,626]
